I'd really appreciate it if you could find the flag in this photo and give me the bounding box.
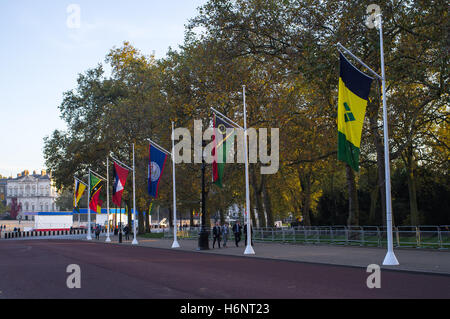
[97,199,103,214]
[148,144,168,198]
[112,162,129,207]
[73,179,86,212]
[89,173,103,211]
[338,53,373,171]
[212,114,235,187]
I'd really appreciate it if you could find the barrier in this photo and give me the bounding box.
[163,225,450,249]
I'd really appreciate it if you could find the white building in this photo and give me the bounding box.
[6,170,59,220]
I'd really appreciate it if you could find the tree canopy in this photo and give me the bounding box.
[44,0,449,228]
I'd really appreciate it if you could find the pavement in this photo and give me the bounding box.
[102,235,450,275]
[0,239,449,299]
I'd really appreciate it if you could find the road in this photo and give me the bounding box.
[0,240,448,299]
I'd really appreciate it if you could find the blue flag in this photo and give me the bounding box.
[148,144,168,198]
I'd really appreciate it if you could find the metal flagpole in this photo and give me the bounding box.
[243,85,255,255]
[171,121,180,248]
[87,170,92,240]
[132,143,138,245]
[378,14,399,265]
[106,156,111,242]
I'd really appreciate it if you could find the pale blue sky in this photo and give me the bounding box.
[0,0,207,177]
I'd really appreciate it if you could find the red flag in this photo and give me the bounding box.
[112,162,129,206]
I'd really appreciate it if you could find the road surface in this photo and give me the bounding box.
[0,240,448,299]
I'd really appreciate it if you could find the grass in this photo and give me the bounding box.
[139,232,165,239]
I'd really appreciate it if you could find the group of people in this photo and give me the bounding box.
[0,225,20,233]
[94,224,131,240]
[211,221,253,249]
[0,225,7,233]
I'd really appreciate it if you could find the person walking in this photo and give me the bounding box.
[222,223,229,248]
[95,225,101,240]
[212,222,222,248]
[124,225,130,240]
[232,221,242,247]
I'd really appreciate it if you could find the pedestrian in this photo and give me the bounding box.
[244,223,254,246]
[95,225,101,240]
[232,221,242,247]
[222,223,229,248]
[124,225,130,240]
[212,222,222,248]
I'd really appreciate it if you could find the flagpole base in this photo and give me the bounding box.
[86,235,92,241]
[382,250,399,266]
[172,240,180,248]
[244,245,255,255]
[105,236,111,243]
[132,238,138,245]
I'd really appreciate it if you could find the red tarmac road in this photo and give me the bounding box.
[0,240,449,299]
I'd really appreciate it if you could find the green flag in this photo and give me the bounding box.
[89,173,103,211]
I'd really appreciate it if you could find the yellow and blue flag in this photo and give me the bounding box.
[338,53,373,171]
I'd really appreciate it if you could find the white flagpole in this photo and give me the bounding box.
[87,170,92,240]
[378,14,399,265]
[243,85,255,255]
[106,156,111,242]
[132,143,138,245]
[171,121,180,248]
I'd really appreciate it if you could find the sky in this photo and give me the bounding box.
[0,0,207,178]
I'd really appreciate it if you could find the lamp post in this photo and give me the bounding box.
[197,140,209,250]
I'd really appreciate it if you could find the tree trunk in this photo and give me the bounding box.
[260,175,269,228]
[298,170,312,226]
[168,205,173,228]
[250,166,265,228]
[369,186,379,224]
[125,200,132,230]
[138,209,144,234]
[346,164,359,226]
[405,146,420,225]
[145,201,151,233]
[189,208,194,227]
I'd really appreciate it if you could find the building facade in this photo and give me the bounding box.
[0,178,7,206]
[6,170,59,220]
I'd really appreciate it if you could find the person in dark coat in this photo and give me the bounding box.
[232,221,242,247]
[95,225,101,240]
[124,225,130,240]
[212,222,222,248]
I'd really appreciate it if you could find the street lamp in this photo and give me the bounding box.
[197,140,209,250]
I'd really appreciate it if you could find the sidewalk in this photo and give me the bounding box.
[102,235,450,275]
